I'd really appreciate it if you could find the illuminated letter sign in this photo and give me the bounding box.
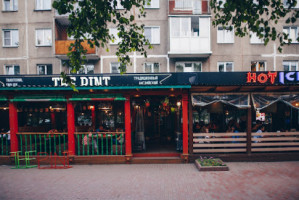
[246,72,277,84]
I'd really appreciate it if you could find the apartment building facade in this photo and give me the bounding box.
[0,0,298,163]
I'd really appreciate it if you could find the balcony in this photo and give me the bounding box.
[55,40,96,55]
[168,16,211,57]
[169,0,210,15]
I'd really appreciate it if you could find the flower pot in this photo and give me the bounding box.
[195,159,229,171]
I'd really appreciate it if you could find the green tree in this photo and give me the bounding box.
[53,0,151,89]
[210,0,299,51]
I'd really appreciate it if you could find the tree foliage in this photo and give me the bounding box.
[52,0,151,89]
[210,0,299,51]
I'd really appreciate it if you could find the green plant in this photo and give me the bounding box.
[197,157,226,167]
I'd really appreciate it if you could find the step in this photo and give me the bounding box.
[133,152,181,158]
[131,157,183,164]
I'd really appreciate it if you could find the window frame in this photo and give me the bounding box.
[251,61,267,72]
[35,28,52,46]
[2,29,19,47]
[217,62,234,72]
[144,62,160,73]
[283,61,298,71]
[175,62,202,72]
[250,31,264,44]
[283,0,299,9]
[109,28,121,45]
[217,26,234,44]
[5,64,20,75]
[35,0,51,11]
[37,64,53,75]
[3,0,18,11]
[283,26,299,43]
[144,26,160,44]
[144,0,159,9]
[110,62,121,73]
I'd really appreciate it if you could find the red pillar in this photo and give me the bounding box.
[182,93,189,158]
[91,106,95,130]
[51,113,56,129]
[67,101,75,155]
[9,102,18,153]
[124,95,132,158]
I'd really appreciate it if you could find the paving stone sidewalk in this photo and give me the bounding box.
[0,162,298,200]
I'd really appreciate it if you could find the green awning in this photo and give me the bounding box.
[69,94,126,101]
[10,95,67,102]
[0,95,8,101]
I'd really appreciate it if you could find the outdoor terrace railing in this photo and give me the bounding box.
[193,132,247,153]
[17,132,68,156]
[251,132,299,152]
[75,132,125,156]
[0,133,10,155]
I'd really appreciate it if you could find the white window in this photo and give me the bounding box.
[144,63,159,73]
[144,27,160,44]
[217,0,226,8]
[171,17,202,38]
[218,62,233,72]
[145,0,159,8]
[283,61,298,71]
[250,31,264,44]
[5,65,20,75]
[251,61,266,71]
[3,0,18,11]
[111,62,125,73]
[37,64,52,75]
[283,0,299,8]
[36,29,52,46]
[217,27,234,43]
[109,28,121,44]
[283,27,299,43]
[78,64,94,74]
[2,29,19,47]
[175,0,192,9]
[36,0,51,10]
[175,62,202,72]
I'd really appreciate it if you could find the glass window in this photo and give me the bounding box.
[2,29,19,47]
[110,62,125,73]
[3,0,18,11]
[283,27,299,43]
[144,27,160,44]
[37,64,52,75]
[175,62,202,72]
[144,63,159,73]
[5,65,20,75]
[112,0,124,9]
[217,27,234,43]
[77,64,94,74]
[175,0,192,9]
[283,61,298,71]
[36,29,52,46]
[144,0,159,8]
[36,0,51,10]
[251,61,266,71]
[283,0,299,8]
[218,62,233,72]
[109,28,121,44]
[250,31,264,44]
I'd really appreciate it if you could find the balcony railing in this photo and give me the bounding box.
[169,0,210,15]
[55,40,96,55]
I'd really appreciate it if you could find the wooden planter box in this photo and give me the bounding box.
[195,159,229,171]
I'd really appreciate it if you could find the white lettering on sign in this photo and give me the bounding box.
[52,77,77,87]
[52,76,111,87]
[6,78,23,82]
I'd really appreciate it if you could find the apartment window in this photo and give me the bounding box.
[283,0,299,8]
[37,64,52,75]
[283,27,299,43]
[251,61,266,71]
[218,62,233,72]
[175,0,192,9]
[175,62,202,72]
[78,65,94,74]
[144,27,160,44]
[250,32,264,44]
[3,0,18,11]
[144,63,159,73]
[283,61,298,71]
[144,0,159,8]
[112,0,124,9]
[5,65,20,75]
[36,0,51,10]
[217,27,234,43]
[111,62,126,73]
[2,29,19,47]
[109,28,121,44]
[171,17,202,37]
[217,0,226,8]
[36,29,52,46]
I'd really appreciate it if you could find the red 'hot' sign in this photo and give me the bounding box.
[247,72,277,84]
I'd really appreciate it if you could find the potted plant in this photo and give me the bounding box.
[195,156,229,171]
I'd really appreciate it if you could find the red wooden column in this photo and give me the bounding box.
[124,95,132,159]
[91,106,95,130]
[51,113,56,129]
[67,101,75,155]
[9,102,18,153]
[182,93,189,160]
